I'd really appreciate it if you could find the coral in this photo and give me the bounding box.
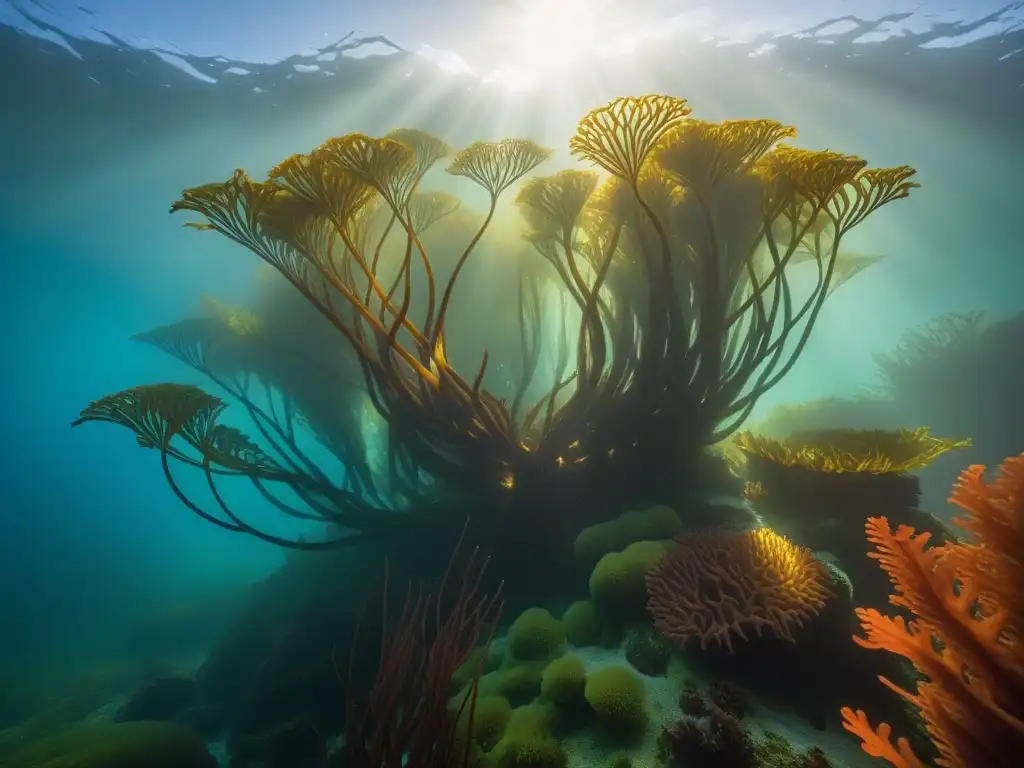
[540,656,586,706]
[733,428,971,475]
[645,527,834,653]
[561,599,604,647]
[491,703,565,768]
[840,452,1024,768]
[590,541,669,627]
[574,506,683,568]
[624,626,672,676]
[4,720,216,768]
[507,608,566,662]
[584,666,648,738]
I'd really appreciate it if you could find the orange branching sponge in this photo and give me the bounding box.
[841,453,1024,768]
[645,527,834,653]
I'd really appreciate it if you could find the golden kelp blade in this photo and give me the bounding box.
[733,428,971,475]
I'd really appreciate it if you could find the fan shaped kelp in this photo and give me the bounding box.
[73,94,918,562]
[734,428,971,475]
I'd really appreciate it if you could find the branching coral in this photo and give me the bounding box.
[734,428,971,475]
[645,527,834,653]
[73,94,918,551]
[840,453,1024,767]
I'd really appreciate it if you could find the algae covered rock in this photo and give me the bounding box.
[451,643,505,693]
[478,664,545,707]
[540,656,586,706]
[5,719,216,768]
[561,599,604,648]
[583,665,648,739]
[507,608,566,662]
[623,627,671,676]
[491,702,566,768]
[589,541,669,627]
[452,694,512,752]
[574,506,682,568]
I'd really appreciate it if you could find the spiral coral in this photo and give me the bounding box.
[840,452,1024,768]
[645,527,834,653]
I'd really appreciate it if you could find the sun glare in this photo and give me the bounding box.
[486,0,631,90]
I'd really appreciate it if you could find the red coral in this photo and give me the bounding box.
[841,453,1024,768]
[645,527,834,653]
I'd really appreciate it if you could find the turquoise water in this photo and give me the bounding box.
[0,2,1021,766]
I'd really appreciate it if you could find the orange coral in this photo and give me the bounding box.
[841,453,1024,767]
[645,527,834,653]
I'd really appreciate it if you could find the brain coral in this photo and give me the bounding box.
[645,527,834,653]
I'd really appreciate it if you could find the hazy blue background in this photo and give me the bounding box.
[0,0,1021,669]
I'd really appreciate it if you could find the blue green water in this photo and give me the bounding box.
[0,2,1021,765]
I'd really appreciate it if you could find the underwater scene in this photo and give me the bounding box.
[1,0,1022,766]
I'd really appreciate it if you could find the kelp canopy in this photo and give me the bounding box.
[74,94,918,550]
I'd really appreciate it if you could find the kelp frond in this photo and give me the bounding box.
[654,117,797,193]
[72,384,225,451]
[408,190,460,233]
[446,138,552,200]
[570,94,692,185]
[385,127,451,188]
[515,170,600,241]
[733,427,972,475]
